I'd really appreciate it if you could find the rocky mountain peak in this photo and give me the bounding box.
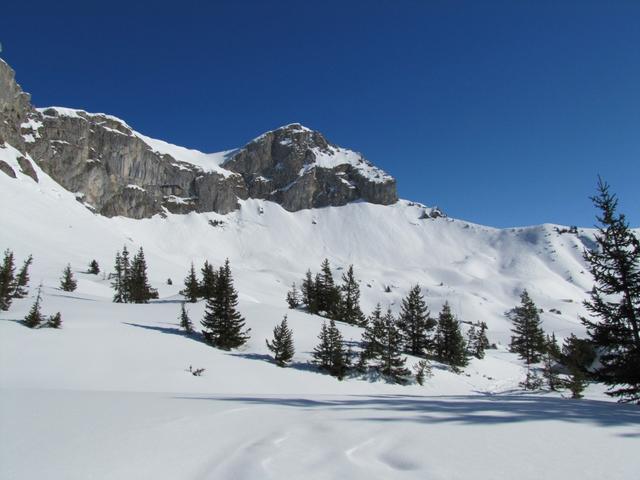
[0,58,398,218]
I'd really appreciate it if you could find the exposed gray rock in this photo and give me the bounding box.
[16,156,38,182]
[0,160,16,178]
[224,124,398,210]
[0,59,398,219]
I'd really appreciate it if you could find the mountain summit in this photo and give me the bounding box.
[0,59,397,219]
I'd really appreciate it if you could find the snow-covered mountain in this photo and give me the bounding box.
[2,58,639,479]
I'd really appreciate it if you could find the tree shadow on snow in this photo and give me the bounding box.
[174,393,640,433]
[123,322,206,344]
[229,352,324,374]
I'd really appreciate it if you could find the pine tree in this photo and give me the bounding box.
[182,262,200,303]
[317,259,341,318]
[201,259,250,350]
[24,284,44,328]
[286,282,300,309]
[581,178,640,402]
[313,319,348,379]
[12,254,32,298]
[377,308,410,383]
[508,290,546,365]
[179,302,194,333]
[359,304,386,364]
[301,269,317,313]
[60,264,78,292]
[199,260,217,300]
[561,334,596,373]
[111,250,125,303]
[413,359,432,385]
[339,265,365,326]
[121,246,131,302]
[88,259,100,275]
[0,249,16,310]
[540,333,562,391]
[128,247,157,303]
[466,321,490,359]
[435,302,468,370]
[46,312,62,329]
[266,315,295,367]
[397,285,436,356]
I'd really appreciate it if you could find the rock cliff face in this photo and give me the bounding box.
[0,58,398,218]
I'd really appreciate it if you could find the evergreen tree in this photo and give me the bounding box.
[520,366,543,391]
[508,290,546,365]
[339,265,365,326]
[581,178,640,402]
[301,269,318,313]
[540,333,562,391]
[561,335,594,399]
[467,321,490,359]
[46,312,62,329]
[266,315,295,367]
[435,302,468,370]
[312,319,348,379]
[128,247,157,303]
[397,285,436,356]
[413,359,432,385]
[359,304,386,364]
[59,264,78,292]
[0,249,16,310]
[377,308,410,383]
[111,250,126,303]
[88,259,100,275]
[120,246,131,302]
[286,282,300,309]
[201,259,250,350]
[199,261,217,300]
[12,254,32,298]
[179,302,194,333]
[316,259,341,318]
[182,262,200,303]
[24,284,44,328]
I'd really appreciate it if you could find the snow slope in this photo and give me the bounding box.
[1,143,638,479]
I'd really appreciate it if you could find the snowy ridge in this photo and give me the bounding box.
[309,145,393,183]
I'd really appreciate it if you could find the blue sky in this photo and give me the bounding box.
[2,0,638,227]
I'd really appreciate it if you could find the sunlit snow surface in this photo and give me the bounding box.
[1,143,639,479]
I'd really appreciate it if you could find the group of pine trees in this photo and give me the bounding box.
[0,250,62,328]
[178,259,251,350]
[0,250,33,311]
[507,289,595,398]
[287,260,365,326]
[111,246,158,303]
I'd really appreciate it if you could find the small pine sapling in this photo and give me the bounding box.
[266,315,295,367]
[60,264,78,292]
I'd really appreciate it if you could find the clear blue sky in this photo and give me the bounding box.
[2,0,638,227]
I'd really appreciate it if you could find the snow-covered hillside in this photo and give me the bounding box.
[1,143,639,479]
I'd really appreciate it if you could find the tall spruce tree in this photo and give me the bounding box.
[60,264,78,292]
[377,308,410,383]
[111,250,126,303]
[359,304,386,364]
[286,282,300,309]
[317,259,341,318]
[508,290,546,365]
[199,261,217,300]
[179,302,194,333]
[467,321,490,359]
[24,284,44,328]
[128,248,157,303]
[435,302,468,370]
[581,178,640,402]
[182,262,200,303]
[312,319,348,379]
[301,269,318,313]
[121,246,131,302]
[201,259,250,350]
[12,254,32,298]
[0,249,16,311]
[88,260,100,275]
[339,265,365,326]
[397,285,435,356]
[266,315,295,367]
